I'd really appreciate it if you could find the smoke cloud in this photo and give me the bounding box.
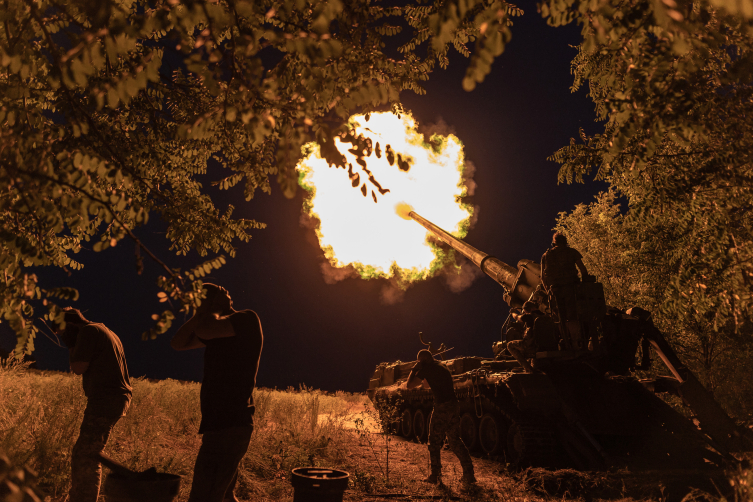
[380,282,407,305]
[320,261,359,285]
[463,160,477,197]
[299,212,318,230]
[467,204,480,231]
[419,117,456,139]
[440,254,484,293]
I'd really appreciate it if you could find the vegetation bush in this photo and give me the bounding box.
[0,363,367,501]
[555,191,753,422]
[0,450,44,502]
[3,362,750,502]
[731,466,753,502]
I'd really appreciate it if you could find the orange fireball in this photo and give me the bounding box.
[297,111,474,284]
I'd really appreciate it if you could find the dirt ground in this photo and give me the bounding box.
[5,369,742,502]
[337,436,730,502]
[252,410,734,502]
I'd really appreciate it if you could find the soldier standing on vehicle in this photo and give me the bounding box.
[171,284,263,502]
[56,307,132,502]
[404,350,476,488]
[541,233,590,322]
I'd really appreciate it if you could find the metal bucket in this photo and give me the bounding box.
[291,467,349,502]
[103,472,182,502]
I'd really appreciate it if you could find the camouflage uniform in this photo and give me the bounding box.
[427,401,474,479]
[69,413,121,502]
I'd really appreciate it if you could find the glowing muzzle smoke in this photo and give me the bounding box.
[297,112,474,285]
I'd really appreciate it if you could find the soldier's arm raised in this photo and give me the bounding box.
[194,313,236,340]
[405,367,423,389]
[171,313,207,351]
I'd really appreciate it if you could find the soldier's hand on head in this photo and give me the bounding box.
[194,301,215,319]
[61,332,77,349]
[60,325,80,348]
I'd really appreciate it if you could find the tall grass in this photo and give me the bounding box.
[0,364,367,501]
[732,468,753,502]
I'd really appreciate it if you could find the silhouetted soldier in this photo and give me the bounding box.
[404,350,476,488]
[507,310,558,373]
[56,307,132,502]
[541,233,589,322]
[171,284,263,502]
[495,301,538,359]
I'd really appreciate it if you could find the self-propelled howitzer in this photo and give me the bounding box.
[367,211,752,470]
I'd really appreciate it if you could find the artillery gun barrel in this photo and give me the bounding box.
[408,211,518,291]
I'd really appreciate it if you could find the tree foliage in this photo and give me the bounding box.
[0,0,520,355]
[541,0,753,332]
[556,192,753,418]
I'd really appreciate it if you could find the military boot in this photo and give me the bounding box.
[423,473,441,485]
[423,468,442,485]
[461,474,477,489]
[461,465,477,489]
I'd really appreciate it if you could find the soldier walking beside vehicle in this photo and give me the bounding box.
[56,307,132,502]
[171,284,263,502]
[404,350,476,488]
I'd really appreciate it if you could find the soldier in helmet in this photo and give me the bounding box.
[404,350,476,488]
[541,233,589,322]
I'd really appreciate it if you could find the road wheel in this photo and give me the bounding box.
[479,413,505,454]
[413,408,428,442]
[459,412,479,451]
[400,408,413,438]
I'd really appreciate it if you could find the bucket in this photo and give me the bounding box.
[291,467,349,502]
[103,472,182,502]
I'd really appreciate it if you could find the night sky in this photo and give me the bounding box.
[1,11,606,392]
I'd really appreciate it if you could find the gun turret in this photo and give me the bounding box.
[408,211,541,307]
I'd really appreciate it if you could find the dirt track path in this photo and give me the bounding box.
[337,433,526,502]
[307,408,731,502]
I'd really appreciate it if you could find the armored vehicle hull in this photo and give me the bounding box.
[369,351,729,469]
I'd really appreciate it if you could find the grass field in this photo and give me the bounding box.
[1,362,751,502]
